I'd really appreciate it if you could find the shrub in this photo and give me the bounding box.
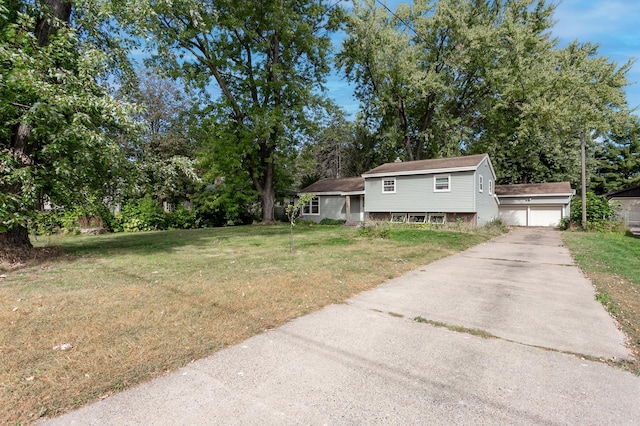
[568,192,622,232]
[319,218,346,226]
[166,205,197,229]
[356,221,390,239]
[119,198,166,232]
[30,210,63,235]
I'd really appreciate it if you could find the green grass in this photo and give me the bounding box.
[563,231,640,286]
[562,231,640,373]
[0,223,500,425]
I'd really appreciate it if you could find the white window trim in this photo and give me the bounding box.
[302,197,320,215]
[391,213,406,223]
[382,177,396,194]
[434,175,451,192]
[479,175,484,193]
[428,213,446,224]
[489,180,493,195]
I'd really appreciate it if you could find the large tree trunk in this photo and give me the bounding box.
[0,226,31,247]
[0,0,72,249]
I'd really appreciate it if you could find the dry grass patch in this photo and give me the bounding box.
[1,224,497,424]
[562,231,640,374]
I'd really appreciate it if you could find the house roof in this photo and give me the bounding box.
[299,177,365,194]
[362,154,490,178]
[606,186,640,199]
[495,182,573,197]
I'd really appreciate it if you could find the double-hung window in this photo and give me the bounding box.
[302,197,319,215]
[382,178,396,193]
[434,175,451,192]
[479,175,484,193]
[489,180,493,195]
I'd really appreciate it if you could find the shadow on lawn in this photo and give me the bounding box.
[30,224,332,259]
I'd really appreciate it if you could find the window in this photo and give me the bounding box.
[434,175,451,192]
[478,175,484,193]
[428,213,446,224]
[407,214,426,223]
[382,178,396,193]
[489,180,493,195]
[391,213,406,223]
[302,197,319,215]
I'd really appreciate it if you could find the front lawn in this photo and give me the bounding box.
[1,224,498,424]
[563,231,640,372]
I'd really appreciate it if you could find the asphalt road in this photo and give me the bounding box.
[42,227,640,425]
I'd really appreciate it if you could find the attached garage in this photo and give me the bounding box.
[496,182,574,227]
[499,205,564,227]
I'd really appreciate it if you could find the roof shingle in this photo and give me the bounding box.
[363,154,488,176]
[299,177,364,194]
[495,182,572,196]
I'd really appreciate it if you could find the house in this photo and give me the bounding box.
[298,154,573,227]
[495,182,573,227]
[362,153,498,225]
[606,186,640,226]
[300,154,499,226]
[298,176,365,224]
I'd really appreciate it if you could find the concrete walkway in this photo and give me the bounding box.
[42,228,640,425]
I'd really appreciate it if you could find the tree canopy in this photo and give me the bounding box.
[0,0,138,246]
[116,0,343,222]
[339,0,634,187]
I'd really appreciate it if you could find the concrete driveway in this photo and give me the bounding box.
[43,228,640,425]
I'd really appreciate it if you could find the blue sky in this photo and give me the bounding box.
[326,0,640,117]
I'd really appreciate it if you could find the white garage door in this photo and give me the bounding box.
[499,206,527,226]
[499,205,563,227]
[529,206,562,227]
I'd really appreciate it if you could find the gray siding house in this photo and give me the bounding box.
[362,154,499,225]
[298,177,365,224]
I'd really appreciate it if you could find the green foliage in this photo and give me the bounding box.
[319,218,346,225]
[339,0,634,186]
[118,198,166,232]
[113,0,343,222]
[0,1,140,242]
[286,193,316,253]
[592,121,640,194]
[356,222,390,239]
[568,192,622,231]
[191,184,258,227]
[30,210,64,236]
[165,205,197,230]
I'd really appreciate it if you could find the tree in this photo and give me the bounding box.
[339,0,512,161]
[118,0,342,223]
[122,70,200,205]
[593,122,640,194]
[285,193,314,254]
[340,0,635,192]
[0,0,138,248]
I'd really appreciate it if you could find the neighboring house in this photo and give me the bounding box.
[362,153,499,225]
[495,182,573,227]
[606,186,640,226]
[298,176,365,224]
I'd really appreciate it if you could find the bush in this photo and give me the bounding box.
[567,192,622,232]
[119,198,166,232]
[166,205,197,229]
[356,221,390,239]
[29,210,63,235]
[481,217,509,234]
[319,218,346,226]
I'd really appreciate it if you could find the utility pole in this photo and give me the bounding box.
[580,128,587,230]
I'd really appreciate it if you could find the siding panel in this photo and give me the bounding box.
[365,172,475,213]
[474,158,499,225]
